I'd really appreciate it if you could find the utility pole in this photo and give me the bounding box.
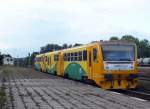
[28,53,30,68]
[17,56,19,67]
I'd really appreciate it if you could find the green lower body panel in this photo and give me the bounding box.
[64,63,86,80]
[46,63,57,75]
[34,64,40,71]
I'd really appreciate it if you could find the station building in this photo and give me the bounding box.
[2,54,14,65]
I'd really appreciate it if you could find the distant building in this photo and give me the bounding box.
[14,58,26,66]
[2,54,14,65]
[0,52,2,65]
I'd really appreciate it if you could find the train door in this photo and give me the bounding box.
[87,47,93,79]
[41,55,45,72]
[43,55,47,72]
[47,54,51,72]
[88,46,100,80]
[91,47,100,79]
[60,52,64,76]
[88,50,92,79]
[57,52,63,76]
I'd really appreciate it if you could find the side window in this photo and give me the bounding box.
[78,51,82,61]
[49,57,51,65]
[73,53,75,61]
[54,55,56,61]
[47,57,49,64]
[41,57,43,62]
[71,53,73,61]
[68,53,70,61]
[63,54,66,61]
[93,48,97,61]
[75,52,77,61]
[47,57,51,65]
[34,58,36,62]
[57,55,59,61]
[54,54,58,61]
[42,57,43,62]
[49,57,52,65]
[83,50,87,61]
[45,56,48,62]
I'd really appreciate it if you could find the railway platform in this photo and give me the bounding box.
[0,67,150,109]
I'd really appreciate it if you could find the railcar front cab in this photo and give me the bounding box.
[34,54,45,72]
[99,41,138,89]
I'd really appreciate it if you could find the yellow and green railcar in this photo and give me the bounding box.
[35,41,138,89]
[34,54,45,72]
[44,51,63,75]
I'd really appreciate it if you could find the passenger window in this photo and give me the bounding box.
[73,53,75,61]
[65,53,67,61]
[57,55,59,61]
[49,57,51,65]
[45,56,48,62]
[78,51,82,61]
[93,48,97,61]
[68,53,70,61]
[75,52,77,61]
[63,54,65,61]
[75,52,77,56]
[83,50,87,61]
[54,55,56,61]
[54,54,58,61]
[47,57,49,65]
[63,54,66,61]
[71,53,73,61]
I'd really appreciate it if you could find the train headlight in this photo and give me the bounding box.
[106,66,109,69]
[104,74,113,80]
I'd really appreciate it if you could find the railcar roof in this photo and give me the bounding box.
[36,53,45,57]
[37,41,136,55]
[100,40,136,45]
[62,41,135,52]
[61,42,98,52]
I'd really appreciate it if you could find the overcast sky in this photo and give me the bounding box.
[0,0,150,57]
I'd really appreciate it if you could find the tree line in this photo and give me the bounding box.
[110,35,150,58]
[15,35,150,67]
[40,43,83,54]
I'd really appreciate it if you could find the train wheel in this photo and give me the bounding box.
[64,73,68,78]
[54,71,57,76]
[82,76,88,83]
[45,69,48,73]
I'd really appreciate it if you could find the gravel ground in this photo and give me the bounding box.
[138,67,150,92]
[0,66,150,109]
[138,67,150,76]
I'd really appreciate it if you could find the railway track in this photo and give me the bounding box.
[111,75,150,101]
[113,89,150,101]
[139,75,150,82]
[125,89,150,101]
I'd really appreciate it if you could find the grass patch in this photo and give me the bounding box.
[0,66,13,109]
[2,67,13,77]
[2,66,14,82]
[0,86,7,109]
